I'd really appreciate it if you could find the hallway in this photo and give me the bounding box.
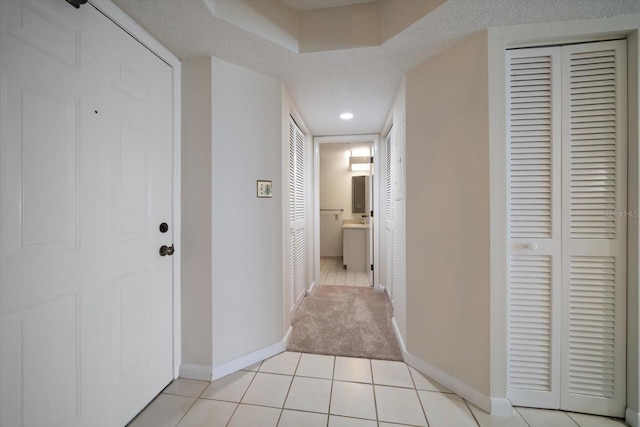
[129,351,626,427]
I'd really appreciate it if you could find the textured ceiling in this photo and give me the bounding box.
[111,0,640,136]
[280,0,380,11]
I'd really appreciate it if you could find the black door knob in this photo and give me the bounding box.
[159,245,175,256]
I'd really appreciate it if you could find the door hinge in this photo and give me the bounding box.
[371,264,374,271]
[370,210,374,217]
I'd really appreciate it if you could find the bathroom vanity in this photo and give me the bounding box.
[342,223,369,272]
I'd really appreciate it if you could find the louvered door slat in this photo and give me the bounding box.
[295,129,305,222]
[568,256,616,398]
[288,231,296,307]
[289,122,296,223]
[567,44,619,240]
[294,228,305,304]
[509,255,553,392]
[384,131,394,301]
[508,52,555,240]
[288,118,306,311]
[564,41,618,244]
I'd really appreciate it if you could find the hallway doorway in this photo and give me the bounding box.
[313,135,381,292]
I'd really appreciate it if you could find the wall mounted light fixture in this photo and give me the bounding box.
[349,155,371,172]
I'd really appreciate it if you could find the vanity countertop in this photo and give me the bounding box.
[342,223,370,230]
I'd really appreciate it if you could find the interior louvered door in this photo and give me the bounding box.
[384,130,394,302]
[507,47,563,409]
[507,40,627,417]
[559,40,626,416]
[289,118,306,310]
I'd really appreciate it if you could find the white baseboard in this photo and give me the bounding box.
[179,363,212,381]
[490,397,514,417]
[403,351,492,414]
[391,317,407,355]
[283,324,293,346]
[308,281,316,293]
[212,327,293,380]
[627,407,639,427]
[393,317,512,417]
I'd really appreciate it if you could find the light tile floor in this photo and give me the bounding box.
[320,257,370,287]
[128,351,628,427]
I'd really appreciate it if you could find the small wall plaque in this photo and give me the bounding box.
[257,180,272,198]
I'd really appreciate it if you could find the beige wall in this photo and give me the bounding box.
[299,3,379,53]
[181,59,214,376]
[378,0,444,43]
[210,0,299,52]
[405,30,491,396]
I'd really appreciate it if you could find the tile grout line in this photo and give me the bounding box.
[168,377,215,427]
[462,398,481,427]
[224,363,262,427]
[369,359,380,424]
[513,407,533,427]
[172,394,202,427]
[276,352,302,426]
[563,411,582,427]
[327,355,336,427]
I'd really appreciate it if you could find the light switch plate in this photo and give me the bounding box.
[257,180,272,198]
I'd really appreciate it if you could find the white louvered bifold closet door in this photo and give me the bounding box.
[559,40,626,416]
[507,47,563,409]
[289,118,306,311]
[507,40,627,417]
[384,130,394,303]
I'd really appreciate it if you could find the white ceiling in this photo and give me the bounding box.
[111,0,640,136]
[279,0,379,11]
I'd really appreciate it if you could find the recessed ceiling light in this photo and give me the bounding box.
[340,112,354,120]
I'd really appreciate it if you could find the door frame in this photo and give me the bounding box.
[90,0,182,378]
[487,15,640,420]
[313,134,381,291]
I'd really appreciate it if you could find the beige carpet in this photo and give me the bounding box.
[287,285,403,361]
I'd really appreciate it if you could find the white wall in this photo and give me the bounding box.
[180,57,288,378]
[319,143,370,257]
[405,31,491,399]
[181,59,213,377]
[210,57,284,369]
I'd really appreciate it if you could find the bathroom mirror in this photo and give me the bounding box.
[352,176,366,214]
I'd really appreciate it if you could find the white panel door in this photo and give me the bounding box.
[0,1,174,426]
[506,40,627,417]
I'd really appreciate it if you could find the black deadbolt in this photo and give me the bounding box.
[159,223,169,233]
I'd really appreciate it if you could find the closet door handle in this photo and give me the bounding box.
[524,242,538,251]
